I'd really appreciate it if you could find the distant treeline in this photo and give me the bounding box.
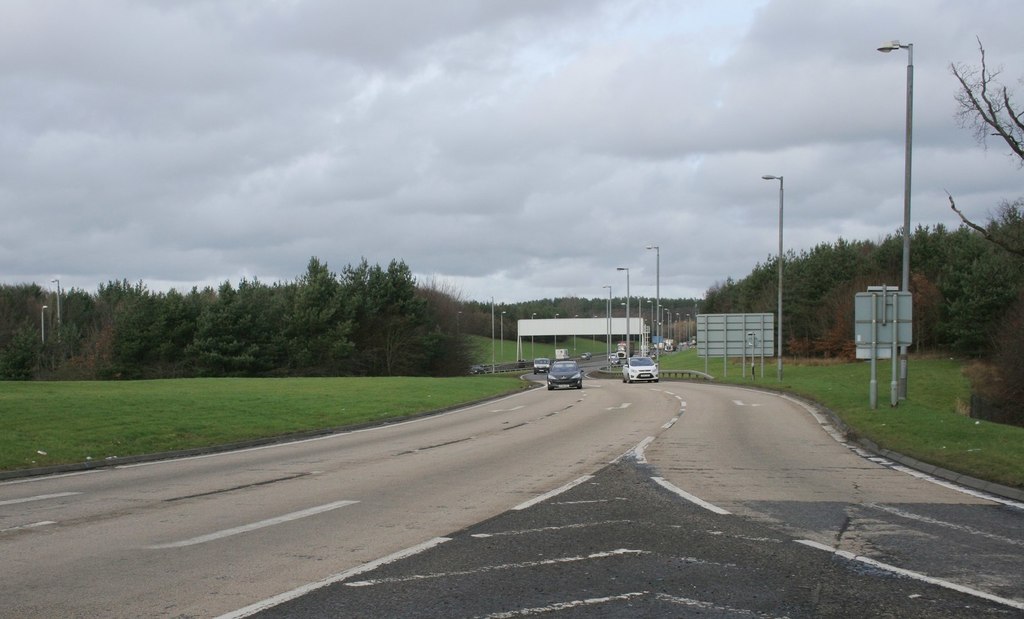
[701,214,1024,360]
[0,258,472,380]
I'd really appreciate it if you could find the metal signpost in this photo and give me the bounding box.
[696,313,774,378]
[855,286,913,408]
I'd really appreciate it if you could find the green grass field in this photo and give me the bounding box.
[0,375,527,472]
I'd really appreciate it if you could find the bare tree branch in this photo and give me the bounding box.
[947,191,1024,258]
[951,37,1024,163]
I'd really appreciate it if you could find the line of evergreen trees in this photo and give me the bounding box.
[0,257,471,380]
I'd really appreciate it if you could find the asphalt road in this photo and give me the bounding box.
[1,375,1021,617]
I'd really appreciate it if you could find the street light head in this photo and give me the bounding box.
[877,40,902,53]
[645,245,658,250]
[762,175,780,181]
[616,267,628,272]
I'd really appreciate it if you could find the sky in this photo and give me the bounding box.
[2,0,1022,304]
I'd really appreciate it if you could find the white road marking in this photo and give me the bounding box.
[662,416,679,429]
[867,503,1024,546]
[796,539,1024,610]
[1,521,57,533]
[470,520,633,539]
[345,549,647,587]
[214,537,450,619]
[0,492,81,506]
[632,437,655,464]
[0,470,100,486]
[148,500,358,549]
[513,475,593,511]
[489,405,526,413]
[731,400,762,407]
[605,402,632,410]
[650,477,730,515]
[479,592,648,618]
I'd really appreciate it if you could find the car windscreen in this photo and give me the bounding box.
[535,358,550,363]
[551,362,577,371]
[631,358,654,366]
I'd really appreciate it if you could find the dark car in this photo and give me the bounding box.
[547,360,583,390]
[469,364,486,375]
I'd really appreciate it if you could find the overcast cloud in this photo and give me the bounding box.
[2,0,1022,303]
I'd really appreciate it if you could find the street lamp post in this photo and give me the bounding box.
[762,174,784,381]
[500,310,506,361]
[531,312,536,359]
[878,39,913,400]
[41,305,48,343]
[646,245,660,349]
[554,314,559,352]
[617,267,630,356]
[602,286,611,362]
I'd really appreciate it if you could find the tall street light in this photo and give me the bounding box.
[762,174,784,381]
[41,305,48,343]
[645,245,660,349]
[531,312,537,359]
[878,39,913,400]
[617,267,630,356]
[602,286,612,362]
[500,310,506,361]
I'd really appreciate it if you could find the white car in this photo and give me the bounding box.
[622,356,659,383]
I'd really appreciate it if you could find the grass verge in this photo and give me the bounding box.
[0,375,528,472]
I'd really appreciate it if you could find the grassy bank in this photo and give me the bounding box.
[0,375,527,472]
[660,348,1024,489]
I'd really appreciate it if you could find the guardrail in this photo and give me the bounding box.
[659,369,714,381]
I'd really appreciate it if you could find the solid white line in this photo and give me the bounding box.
[0,470,99,486]
[148,500,358,549]
[796,539,1024,610]
[650,477,730,515]
[513,475,593,511]
[0,492,81,506]
[214,537,450,619]
[867,503,1024,546]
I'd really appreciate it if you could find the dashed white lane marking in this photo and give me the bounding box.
[149,500,358,549]
[0,492,81,506]
[651,477,730,515]
[606,402,632,410]
[1,521,57,533]
[489,405,526,413]
[796,539,1024,611]
[513,476,593,511]
[867,503,1024,546]
[345,549,647,587]
[662,416,679,430]
[214,537,450,619]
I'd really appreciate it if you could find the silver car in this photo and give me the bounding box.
[622,356,659,383]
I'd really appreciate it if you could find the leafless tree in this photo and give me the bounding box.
[952,37,1024,163]
[949,38,1024,258]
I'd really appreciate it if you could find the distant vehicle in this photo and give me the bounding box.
[469,364,486,375]
[533,357,551,374]
[622,356,659,383]
[555,348,570,360]
[580,352,592,360]
[547,360,583,390]
[608,354,621,366]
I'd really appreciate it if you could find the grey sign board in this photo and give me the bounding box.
[854,288,912,359]
[697,313,775,358]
